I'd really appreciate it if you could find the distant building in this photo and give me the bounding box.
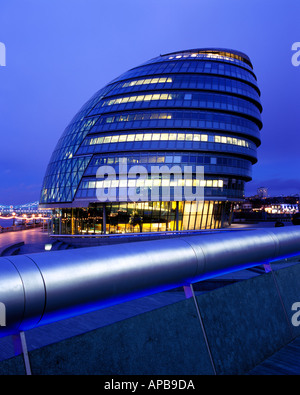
[242,200,253,211]
[257,187,268,198]
[264,203,298,214]
[233,194,300,222]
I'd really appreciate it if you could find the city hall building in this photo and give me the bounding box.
[39,48,262,235]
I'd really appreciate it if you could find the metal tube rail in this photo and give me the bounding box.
[1,227,300,337]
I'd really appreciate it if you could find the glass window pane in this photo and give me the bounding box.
[152,134,160,140]
[127,135,135,141]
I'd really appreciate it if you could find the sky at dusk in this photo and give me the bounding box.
[0,0,299,205]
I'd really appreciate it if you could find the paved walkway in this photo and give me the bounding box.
[0,227,52,255]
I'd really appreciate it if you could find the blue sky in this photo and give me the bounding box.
[0,0,299,204]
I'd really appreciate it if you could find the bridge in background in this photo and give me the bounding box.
[0,201,50,220]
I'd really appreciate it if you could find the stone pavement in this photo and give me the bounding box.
[0,227,52,255]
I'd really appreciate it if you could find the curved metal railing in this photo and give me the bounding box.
[1,226,300,337]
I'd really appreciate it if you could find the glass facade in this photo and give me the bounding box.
[40,47,262,235]
[52,200,224,235]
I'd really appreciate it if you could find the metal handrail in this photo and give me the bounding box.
[1,226,300,337]
[50,227,245,239]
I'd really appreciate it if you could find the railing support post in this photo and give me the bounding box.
[183,284,217,375]
[264,262,295,340]
[12,331,32,375]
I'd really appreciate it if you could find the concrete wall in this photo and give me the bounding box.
[1,263,300,375]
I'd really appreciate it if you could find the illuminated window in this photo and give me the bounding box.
[128,180,136,187]
[160,94,169,100]
[111,135,119,143]
[119,180,127,187]
[83,176,226,190]
[86,132,251,149]
[122,77,173,88]
[136,179,145,187]
[152,94,160,101]
[164,51,251,68]
[152,134,160,140]
[127,135,135,142]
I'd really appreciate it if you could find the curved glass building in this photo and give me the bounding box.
[40,48,262,235]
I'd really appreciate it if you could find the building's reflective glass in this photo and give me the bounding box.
[40,48,262,234]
